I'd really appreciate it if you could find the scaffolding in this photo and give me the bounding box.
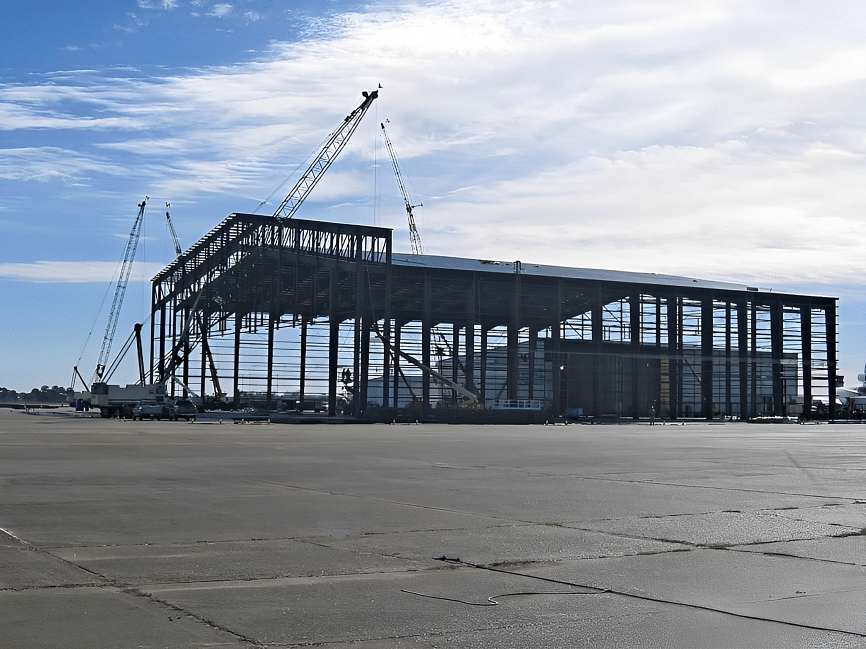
[150,215,837,421]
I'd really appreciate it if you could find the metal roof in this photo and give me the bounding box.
[392,253,764,294]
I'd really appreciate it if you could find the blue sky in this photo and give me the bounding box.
[2,0,866,392]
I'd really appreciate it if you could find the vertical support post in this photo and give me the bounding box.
[299,317,307,412]
[393,323,401,409]
[422,271,431,412]
[266,311,275,413]
[528,328,538,401]
[465,276,476,397]
[770,297,784,416]
[181,306,190,398]
[159,303,167,383]
[677,297,684,418]
[750,302,758,417]
[630,293,641,419]
[352,315,361,416]
[383,261,392,409]
[232,312,242,410]
[149,283,157,385]
[667,295,678,420]
[725,302,732,416]
[552,283,562,415]
[827,302,837,422]
[200,314,207,400]
[384,233,393,410]
[592,289,604,417]
[451,323,459,403]
[655,295,662,417]
[737,300,749,420]
[507,273,520,400]
[480,327,488,404]
[329,269,339,417]
[360,316,370,415]
[800,304,812,420]
[352,241,364,418]
[701,297,714,420]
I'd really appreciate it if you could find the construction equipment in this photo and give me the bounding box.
[97,322,147,385]
[380,121,424,255]
[92,198,148,386]
[165,203,182,257]
[164,206,224,402]
[372,325,480,405]
[271,88,379,220]
[91,382,168,418]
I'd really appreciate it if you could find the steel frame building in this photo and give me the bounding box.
[150,214,837,420]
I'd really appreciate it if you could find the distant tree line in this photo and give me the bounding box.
[0,386,74,404]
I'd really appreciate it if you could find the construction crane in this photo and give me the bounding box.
[92,197,148,386]
[380,121,424,255]
[163,205,223,400]
[271,87,380,220]
[165,203,182,257]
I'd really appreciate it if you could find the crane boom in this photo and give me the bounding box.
[272,88,379,220]
[93,198,148,386]
[165,203,182,257]
[380,121,423,255]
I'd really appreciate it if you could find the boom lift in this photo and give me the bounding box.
[380,121,424,255]
[271,88,379,219]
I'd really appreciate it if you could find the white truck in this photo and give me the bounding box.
[91,382,168,418]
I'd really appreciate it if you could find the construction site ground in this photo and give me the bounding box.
[3,407,866,648]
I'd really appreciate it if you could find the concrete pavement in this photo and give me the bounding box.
[2,408,866,647]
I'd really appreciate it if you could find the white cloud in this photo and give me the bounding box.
[0,147,131,184]
[0,261,165,283]
[4,0,866,290]
[210,4,232,18]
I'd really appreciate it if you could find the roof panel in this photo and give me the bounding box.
[392,253,759,293]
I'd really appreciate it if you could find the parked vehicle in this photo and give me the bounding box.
[172,398,197,421]
[132,401,175,421]
[92,382,167,418]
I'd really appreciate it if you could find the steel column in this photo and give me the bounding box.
[701,297,714,420]
[737,300,749,420]
[232,312,241,409]
[630,293,640,419]
[666,295,678,420]
[770,298,783,416]
[328,269,339,417]
[800,305,812,420]
[827,303,837,421]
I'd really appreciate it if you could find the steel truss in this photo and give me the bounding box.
[150,215,837,420]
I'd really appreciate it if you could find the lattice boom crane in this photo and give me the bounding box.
[272,88,379,220]
[93,197,148,386]
[165,203,182,257]
[380,121,423,255]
